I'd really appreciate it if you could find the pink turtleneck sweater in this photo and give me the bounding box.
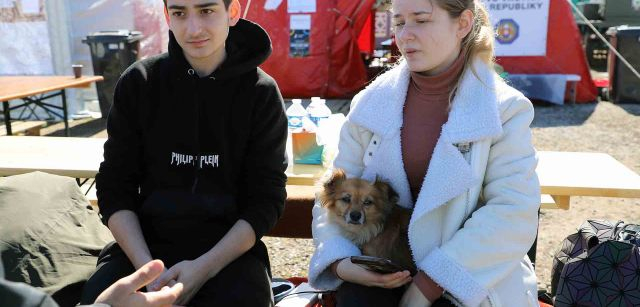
[401,53,465,202]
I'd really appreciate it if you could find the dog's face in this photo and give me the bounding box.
[320,169,399,228]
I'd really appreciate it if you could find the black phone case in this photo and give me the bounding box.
[350,256,407,274]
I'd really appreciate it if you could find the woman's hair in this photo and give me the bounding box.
[437,0,495,102]
[437,0,494,66]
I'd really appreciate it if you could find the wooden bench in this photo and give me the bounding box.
[86,185,562,238]
[268,185,316,238]
[0,120,45,136]
[269,193,564,238]
[85,184,318,239]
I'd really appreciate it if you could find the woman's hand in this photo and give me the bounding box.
[149,259,212,305]
[334,258,412,288]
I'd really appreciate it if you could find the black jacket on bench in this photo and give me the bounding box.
[95,19,288,262]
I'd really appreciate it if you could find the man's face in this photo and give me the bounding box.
[166,0,239,63]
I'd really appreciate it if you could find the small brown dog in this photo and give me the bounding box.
[319,169,415,273]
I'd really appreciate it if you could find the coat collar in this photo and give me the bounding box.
[348,58,503,144]
[350,58,505,220]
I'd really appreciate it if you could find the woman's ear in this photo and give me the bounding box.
[457,9,474,39]
[228,0,242,26]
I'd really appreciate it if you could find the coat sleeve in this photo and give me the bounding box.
[307,118,373,290]
[418,95,540,306]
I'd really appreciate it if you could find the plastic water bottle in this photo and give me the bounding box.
[286,99,308,131]
[307,98,331,126]
[305,97,320,124]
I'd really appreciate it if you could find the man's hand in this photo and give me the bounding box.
[335,258,412,288]
[149,259,212,305]
[146,267,172,293]
[95,260,183,307]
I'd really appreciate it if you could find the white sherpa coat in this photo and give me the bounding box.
[308,59,541,307]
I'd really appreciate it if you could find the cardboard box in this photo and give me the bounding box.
[291,132,323,165]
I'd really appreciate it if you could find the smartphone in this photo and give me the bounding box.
[350,255,410,274]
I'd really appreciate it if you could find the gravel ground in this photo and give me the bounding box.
[36,100,640,293]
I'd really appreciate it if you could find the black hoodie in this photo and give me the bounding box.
[95,19,288,254]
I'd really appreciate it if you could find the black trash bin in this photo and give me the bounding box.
[607,26,640,103]
[577,2,602,21]
[83,30,143,117]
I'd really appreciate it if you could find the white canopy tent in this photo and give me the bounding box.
[0,0,168,119]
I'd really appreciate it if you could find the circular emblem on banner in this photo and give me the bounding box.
[495,19,519,44]
[632,0,640,11]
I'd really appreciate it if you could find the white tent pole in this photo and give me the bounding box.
[243,0,252,18]
[46,0,81,116]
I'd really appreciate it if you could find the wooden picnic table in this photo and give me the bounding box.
[2,136,640,242]
[537,151,640,208]
[0,136,320,238]
[0,136,105,178]
[0,76,104,137]
[0,136,322,185]
[1,137,640,201]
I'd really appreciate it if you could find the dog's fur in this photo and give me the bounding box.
[319,169,415,272]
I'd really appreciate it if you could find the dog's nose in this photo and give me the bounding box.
[349,211,362,221]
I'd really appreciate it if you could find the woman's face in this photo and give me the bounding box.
[392,0,466,75]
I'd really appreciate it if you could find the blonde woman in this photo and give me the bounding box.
[308,0,540,306]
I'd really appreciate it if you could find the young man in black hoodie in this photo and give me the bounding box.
[81,0,288,306]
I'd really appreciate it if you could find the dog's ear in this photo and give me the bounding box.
[319,169,346,207]
[324,169,346,192]
[374,177,399,204]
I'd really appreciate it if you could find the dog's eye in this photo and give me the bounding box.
[341,196,351,203]
[363,200,373,206]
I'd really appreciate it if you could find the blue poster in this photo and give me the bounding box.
[290,14,310,58]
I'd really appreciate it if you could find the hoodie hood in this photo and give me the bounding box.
[168,18,272,80]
